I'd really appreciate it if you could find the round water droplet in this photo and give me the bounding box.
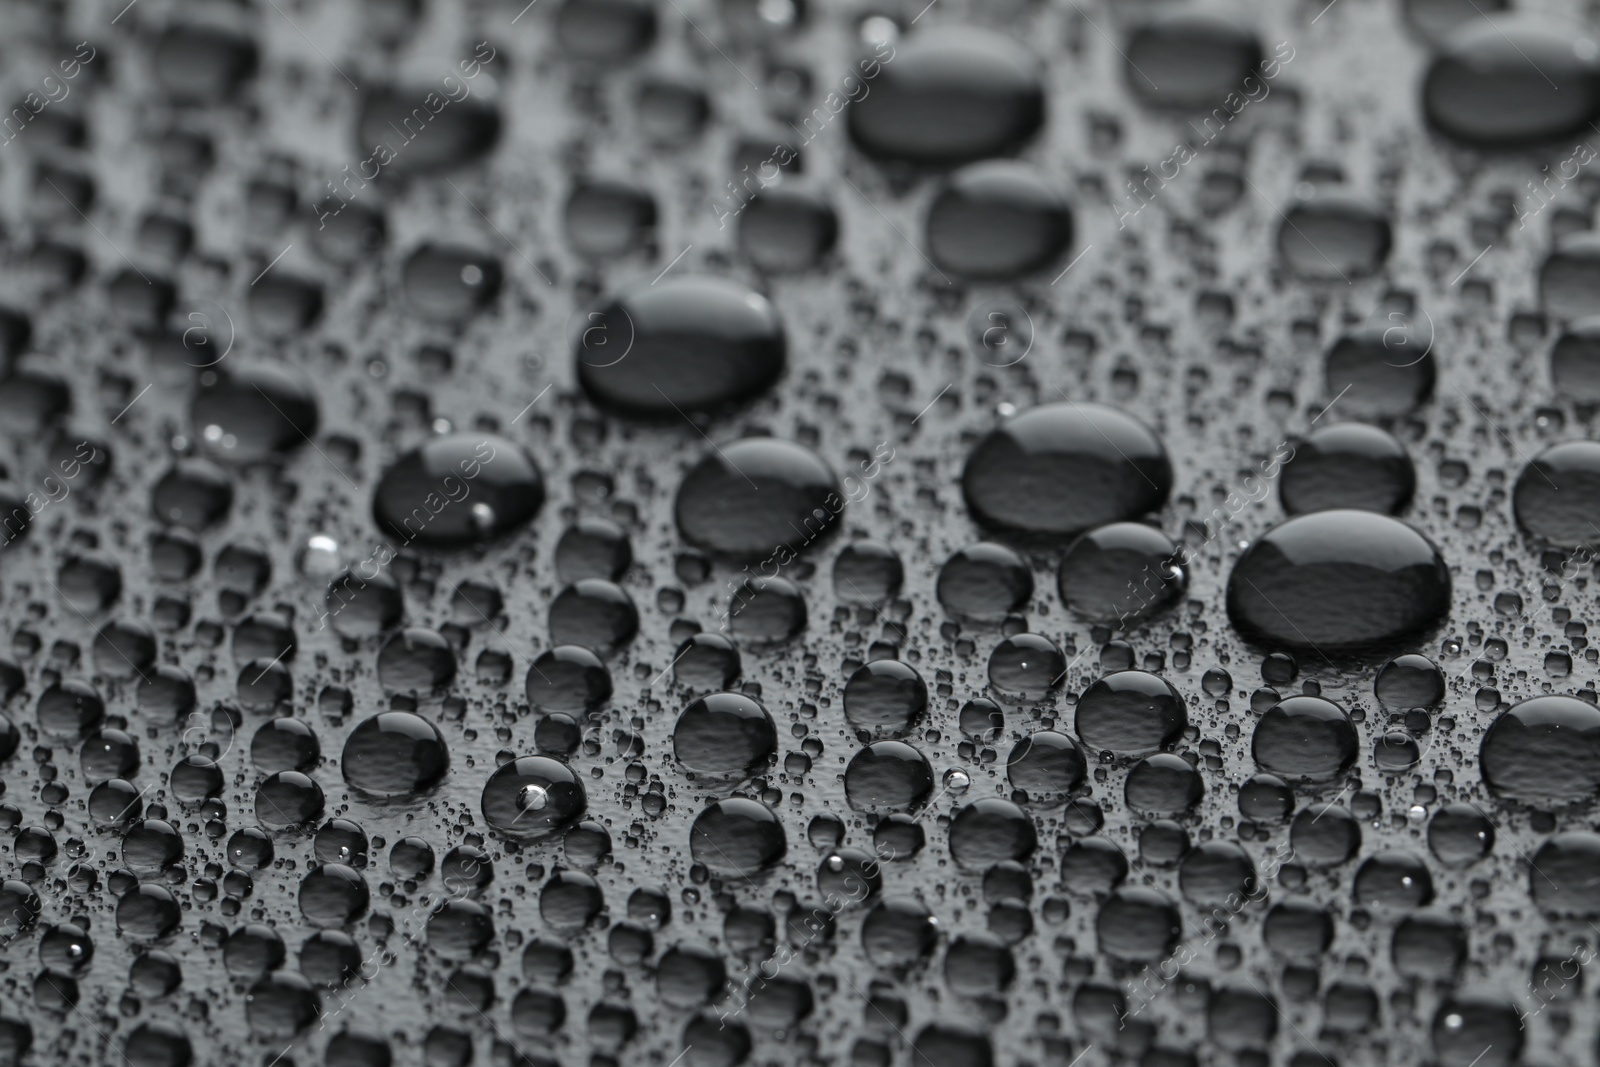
[401,244,502,321]
[373,433,543,549]
[1423,16,1600,145]
[738,188,838,273]
[844,741,933,813]
[1279,423,1415,516]
[948,797,1035,868]
[577,276,785,417]
[1252,695,1359,783]
[1096,886,1181,961]
[356,87,501,176]
[672,692,777,779]
[1124,12,1263,110]
[689,797,786,875]
[847,27,1044,166]
[1005,731,1086,804]
[962,402,1172,536]
[481,756,586,839]
[1057,522,1185,625]
[674,436,838,556]
[1512,440,1600,547]
[1277,194,1392,279]
[340,712,449,797]
[1226,510,1451,653]
[564,179,657,257]
[925,162,1071,280]
[1480,695,1600,805]
[987,632,1067,699]
[843,659,928,739]
[1075,670,1187,757]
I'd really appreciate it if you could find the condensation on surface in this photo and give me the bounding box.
[0,1,1595,1066]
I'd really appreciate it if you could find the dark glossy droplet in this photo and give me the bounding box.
[1428,802,1493,866]
[1006,731,1086,803]
[256,772,324,829]
[1279,423,1415,516]
[374,433,542,549]
[1512,441,1600,547]
[153,25,258,101]
[526,645,613,712]
[1227,510,1451,653]
[401,244,502,321]
[1125,753,1205,816]
[1422,16,1600,146]
[675,437,838,556]
[549,579,639,656]
[1550,316,1600,398]
[340,712,449,797]
[151,458,233,530]
[1057,522,1184,625]
[1124,13,1264,109]
[555,0,658,61]
[192,364,319,462]
[844,741,933,813]
[925,162,1071,280]
[1277,193,1392,279]
[1353,851,1433,910]
[376,628,457,693]
[1095,886,1181,961]
[847,28,1045,166]
[1252,696,1359,783]
[737,189,838,272]
[564,179,657,257]
[1540,232,1600,321]
[1075,670,1187,757]
[843,660,928,740]
[987,632,1067,700]
[672,692,776,779]
[948,797,1036,868]
[481,756,586,840]
[689,797,786,876]
[1480,695,1600,806]
[1322,328,1437,419]
[578,276,785,418]
[962,402,1172,536]
[355,87,501,177]
[936,542,1033,623]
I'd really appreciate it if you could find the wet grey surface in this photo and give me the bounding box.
[0,0,1598,1065]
